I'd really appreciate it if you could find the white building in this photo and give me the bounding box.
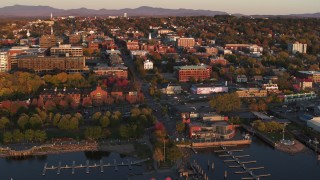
[144,60,153,70]
[288,42,307,54]
[236,75,248,83]
[262,83,279,91]
[0,51,9,72]
[190,84,228,94]
[307,117,320,133]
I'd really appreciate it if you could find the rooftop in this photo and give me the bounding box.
[299,71,320,75]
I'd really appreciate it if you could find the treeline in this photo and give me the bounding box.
[3,129,46,144]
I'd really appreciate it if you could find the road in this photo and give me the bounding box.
[120,49,176,137]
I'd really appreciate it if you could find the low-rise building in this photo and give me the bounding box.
[189,121,236,140]
[176,65,212,82]
[298,71,320,83]
[288,42,307,54]
[262,83,279,92]
[282,92,317,103]
[0,51,9,72]
[236,88,267,98]
[236,75,248,83]
[130,50,149,60]
[190,84,228,94]
[161,84,182,94]
[143,60,153,70]
[51,44,83,57]
[93,65,128,79]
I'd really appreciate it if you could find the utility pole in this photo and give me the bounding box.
[163,138,166,162]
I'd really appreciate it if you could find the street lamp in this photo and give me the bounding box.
[282,123,288,141]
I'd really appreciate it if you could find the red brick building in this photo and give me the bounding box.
[176,65,212,82]
[126,40,140,50]
[210,57,228,66]
[90,86,108,105]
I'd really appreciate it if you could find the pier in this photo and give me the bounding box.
[42,158,149,175]
[216,146,271,180]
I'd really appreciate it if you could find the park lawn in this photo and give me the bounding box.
[266,131,293,142]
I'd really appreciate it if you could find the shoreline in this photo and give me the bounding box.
[0,143,135,158]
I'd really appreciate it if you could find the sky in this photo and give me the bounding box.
[1,0,320,15]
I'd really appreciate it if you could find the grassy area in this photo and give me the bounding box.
[266,132,293,142]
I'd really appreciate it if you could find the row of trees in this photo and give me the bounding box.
[210,93,241,113]
[3,129,46,144]
[253,120,284,133]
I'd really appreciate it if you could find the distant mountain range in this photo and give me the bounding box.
[0,5,319,18]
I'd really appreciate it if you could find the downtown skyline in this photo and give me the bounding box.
[0,0,320,15]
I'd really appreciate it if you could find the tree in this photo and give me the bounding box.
[3,132,13,144]
[176,122,185,134]
[17,114,29,130]
[24,129,34,142]
[153,148,164,165]
[29,115,42,129]
[119,125,130,139]
[0,117,10,130]
[12,130,24,143]
[34,130,47,142]
[99,115,110,128]
[210,93,241,113]
[84,126,103,140]
[92,112,102,123]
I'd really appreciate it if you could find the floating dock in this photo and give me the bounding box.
[42,158,149,175]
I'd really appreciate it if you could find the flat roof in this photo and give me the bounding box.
[176,65,210,70]
[299,71,320,75]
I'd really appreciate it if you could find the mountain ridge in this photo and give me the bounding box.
[0,5,319,18]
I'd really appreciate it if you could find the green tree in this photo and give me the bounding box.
[99,115,110,128]
[119,125,130,139]
[0,117,10,130]
[17,114,29,130]
[24,129,34,142]
[3,132,13,144]
[84,126,103,140]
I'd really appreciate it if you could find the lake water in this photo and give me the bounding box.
[1,137,320,180]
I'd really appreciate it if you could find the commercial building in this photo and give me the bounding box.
[143,60,153,70]
[126,40,140,50]
[236,88,267,98]
[190,84,228,94]
[51,44,83,57]
[17,55,86,73]
[130,50,148,60]
[189,121,236,140]
[298,71,320,83]
[307,117,320,133]
[161,84,182,94]
[0,51,9,72]
[288,42,307,54]
[262,83,279,92]
[69,34,82,45]
[176,65,212,82]
[176,38,195,48]
[39,87,82,104]
[93,65,128,79]
[40,35,57,48]
[225,44,263,54]
[8,46,47,70]
[282,92,317,103]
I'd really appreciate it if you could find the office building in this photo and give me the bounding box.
[0,51,9,72]
[40,35,57,48]
[288,42,307,54]
[17,56,86,73]
[176,38,195,48]
[51,44,83,57]
[176,65,212,82]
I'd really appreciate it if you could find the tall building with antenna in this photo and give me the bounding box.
[124,13,127,18]
[51,13,53,20]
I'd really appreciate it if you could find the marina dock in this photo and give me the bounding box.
[42,158,149,175]
[216,146,271,180]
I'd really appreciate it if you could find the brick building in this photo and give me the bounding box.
[176,65,212,82]
[51,44,83,57]
[176,38,195,48]
[17,56,86,73]
[40,35,57,48]
[93,66,128,79]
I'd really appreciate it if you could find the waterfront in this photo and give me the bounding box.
[1,137,320,180]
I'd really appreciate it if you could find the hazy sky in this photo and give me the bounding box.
[2,0,320,15]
